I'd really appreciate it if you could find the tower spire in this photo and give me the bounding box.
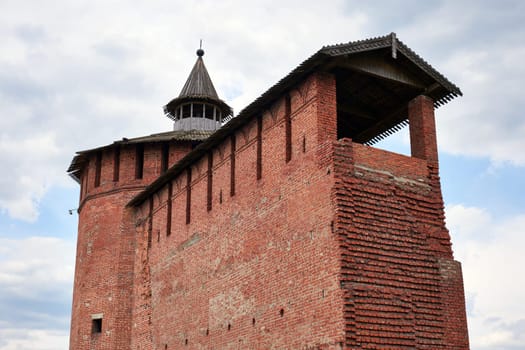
[164,44,232,131]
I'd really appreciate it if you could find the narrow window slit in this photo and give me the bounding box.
[113,146,120,182]
[94,151,102,187]
[256,115,263,179]
[207,152,213,211]
[230,135,236,196]
[161,142,169,173]
[91,316,102,334]
[285,94,292,162]
[166,182,172,236]
[186,168,192,224]
[148,197,153,248]
[136,144,144,180]
[83,167,89,199]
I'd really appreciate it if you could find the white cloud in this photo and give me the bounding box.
[396,1,525,166]
[446,204,525,349]
[0,1,524,349]
[0,237,75,299]
[0,237,75,350]
[437,44,525,166]
[0,236,74,349]
[0,328,68,350]
[0,133,62,222]
[0,0,370,222]
[2,0,522,223]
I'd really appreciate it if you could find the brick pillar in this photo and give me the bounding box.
[408,95,438,165]
[315,72,337,144]
[315,72,337,167]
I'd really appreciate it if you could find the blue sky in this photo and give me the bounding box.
[1,1,524,349]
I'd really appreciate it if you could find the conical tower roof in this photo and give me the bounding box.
[164,48,233,128]
[178,51,220,99]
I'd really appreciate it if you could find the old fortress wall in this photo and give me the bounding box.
[132,73,345,349]
[69,34,469,349]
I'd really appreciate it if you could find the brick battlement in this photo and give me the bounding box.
[353,142,429,185]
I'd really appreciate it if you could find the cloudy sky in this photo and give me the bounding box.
[1,0,524,349]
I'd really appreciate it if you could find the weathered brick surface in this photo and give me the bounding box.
[70,142,194,350]
[71,71,469,349]
[133,74,346,349]
[333,137,468,349]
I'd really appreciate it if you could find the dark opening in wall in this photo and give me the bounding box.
[94,151,102,187]
[148,197,153,248]
[135,144,144,179]
[285,94,292,162]
[113,146,120,182]
[82,167,89,199]
[256,115,262,179]
[186,168,192,224]
[230,135,236,196]
[204,104,216,120]
[334,70,411,155]
[182,104,191,118]
[207,152,213,211]
[166,182,172,236]
[91,317,102,334]
[193,103,203,118]
[161,142,169,173]
[80,170,86,201]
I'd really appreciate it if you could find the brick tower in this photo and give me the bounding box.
[68,48,232,349]
[69,34,469,349]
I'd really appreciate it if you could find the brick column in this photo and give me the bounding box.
[315,72,337,144]
[408,95,438,165]
[315,72,337,167]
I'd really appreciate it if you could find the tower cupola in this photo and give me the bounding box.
[164,47,233,131]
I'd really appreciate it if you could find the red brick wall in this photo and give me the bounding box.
[353,143,428,181]
[333,138,468,349]
[130,77,469,349]
[70,141,193,350]
[72,71,469,349]
[409,95,439,165]
[70,185,141,350]
[133,73,346,349]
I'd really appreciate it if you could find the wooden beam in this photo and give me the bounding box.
[338,102,377,121]
[335,54,427,89]
[424,82,441,95]
[352,104,408,143]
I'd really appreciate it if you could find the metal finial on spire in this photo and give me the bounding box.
[196,39,204,57]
